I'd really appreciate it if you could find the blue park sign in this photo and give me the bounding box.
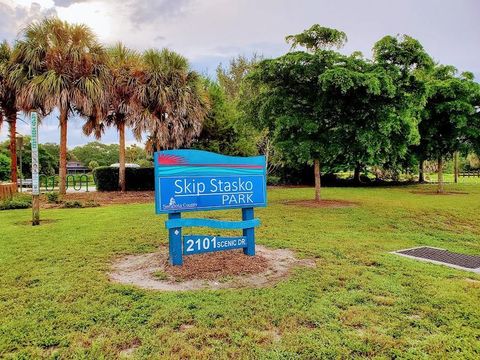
[154,149,267,265]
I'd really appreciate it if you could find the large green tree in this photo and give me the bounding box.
[9,18,109,194]
[132,49,209,152]
[322,34,433,182]
[416,66,480,192]
[0,41,18,183]
[247,25,355,200]
[250,49,342,200]
[70,142,119,167]
[216,55,261,102]
[372,35,433,179]
[193,80,257,156]
[0,138,57,178]
[316,53,399,182]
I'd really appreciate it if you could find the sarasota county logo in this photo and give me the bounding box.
[163,197,197,210]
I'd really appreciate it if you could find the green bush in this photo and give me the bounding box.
[88,160,99,170]
[136,159,153,167]
[62,199,100,209]
[267,175,281,186]
[0,153,10,181]
[62,200,84,208]
[46,192,60,204]
[84,200,100,208]
[0,196,32,210]
[93,167,154,191]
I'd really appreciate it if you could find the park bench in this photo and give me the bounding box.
[17,179,33,187]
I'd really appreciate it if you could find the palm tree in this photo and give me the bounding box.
[83,43,141,192]
[132,49,209,152]
[0,41,18,184]
[9,18,108,194]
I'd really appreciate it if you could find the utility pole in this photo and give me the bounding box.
[31,112,40,226]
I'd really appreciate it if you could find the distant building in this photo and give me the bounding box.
[67,161,89,174]
[109,163,140,168]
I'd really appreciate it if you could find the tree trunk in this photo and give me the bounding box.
[314,158,321,202]
[353,164,361,184]
[437,157,444,193]
[118,121,126,192]
[454,151,459,184]
[8,112,17,184]
[59,106,68,195]
[418,159,425,183]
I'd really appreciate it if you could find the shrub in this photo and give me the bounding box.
[62,200,84,208]
[88,160,99,170]
[61,199,100,208]
[46,192,60,204]
[93,167,154,191]
[0,196,32,210]
[136,159,153,167]
[84,200,100,208]
[0,154,10,181]
[267,175,281,186]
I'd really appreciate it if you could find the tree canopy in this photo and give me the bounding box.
[286,24,347,51]
[132,49,209,151]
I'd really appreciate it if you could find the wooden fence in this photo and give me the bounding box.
[459,170,480,178]
[0,183,18,200]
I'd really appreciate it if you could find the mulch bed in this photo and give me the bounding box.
[41,191,155,208]
[164,249,269,281]
[284,199,358,208]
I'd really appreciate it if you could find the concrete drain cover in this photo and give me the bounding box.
[393,247,480,273]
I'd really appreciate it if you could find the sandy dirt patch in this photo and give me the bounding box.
[284,199,358,208]
[109,245,315,291]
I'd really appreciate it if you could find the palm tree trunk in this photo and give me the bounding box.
[314,158,321,202]
[418,159,425,183]
[59,106,68,195]
[437,156,444,193]
[118,121,126,192]
[7,112,17,184]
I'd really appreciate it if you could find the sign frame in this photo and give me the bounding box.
[154,149,266,265]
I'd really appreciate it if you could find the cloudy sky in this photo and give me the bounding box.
[1,0,479,148]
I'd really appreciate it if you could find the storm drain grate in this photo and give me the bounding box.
[394,247,480,273]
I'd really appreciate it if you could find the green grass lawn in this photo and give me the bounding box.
[1,183,480,359]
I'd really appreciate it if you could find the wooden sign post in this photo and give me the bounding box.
[154,150,267,265]
[31,112,40,226]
